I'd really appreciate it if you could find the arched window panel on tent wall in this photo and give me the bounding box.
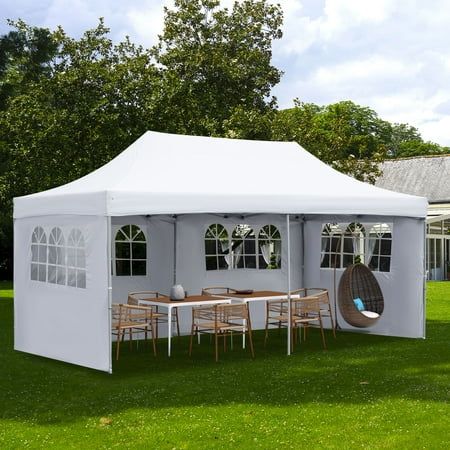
[114,225,147,276]
[231,225,256,269]
[31,226,47,282]
[48,227,66,285]
[320,224,343,268]
[258,225,281,269]
[67,229,86,288]
[342,223,366,267]
[204,224,229,271]
[368,223,392,272]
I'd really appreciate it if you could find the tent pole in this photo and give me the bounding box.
[286,214,292,356]
[107,215,113,374]
[173,216,177,285]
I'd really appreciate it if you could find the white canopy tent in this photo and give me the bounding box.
[14,131,428,372]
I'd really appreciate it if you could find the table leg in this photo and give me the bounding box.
[168,305,172,357]
[242,318,246,349]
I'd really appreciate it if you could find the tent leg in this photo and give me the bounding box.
[286,214,292,356]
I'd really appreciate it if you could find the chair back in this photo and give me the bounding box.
[128,291,168,305]
[201,286,236,296]
[305,288,329,305]
[217,303,249,322]
[292,296,321,315]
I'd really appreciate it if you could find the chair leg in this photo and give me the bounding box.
[116,330,121,361]
[215,331,219,362]
[189,323,195,356]
[150,322,157,357]
[247,322,255,359]
[319,315,327,350]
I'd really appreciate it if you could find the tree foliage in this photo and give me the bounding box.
[152,0,283,135]
[0,2,448,278]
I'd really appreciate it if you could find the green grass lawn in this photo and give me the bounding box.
[1,281,449,449]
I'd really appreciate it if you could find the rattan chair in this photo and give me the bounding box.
[128,291,180,338]
[338,263,384,328]
[304,288,336,338]
[111,303,157,360]
[265,295,327,351]
[189,303,254,361]
[201,286,238,296]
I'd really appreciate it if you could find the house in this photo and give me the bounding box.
[375,155,450,280]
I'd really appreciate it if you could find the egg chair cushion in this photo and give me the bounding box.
[360,310,380,319]
[353,297,365,311]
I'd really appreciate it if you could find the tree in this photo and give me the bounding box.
[396,140,449,158]
[272,100,389,183]
[0,20,160,278]
[152,0,283,135]
[0,20,58,110]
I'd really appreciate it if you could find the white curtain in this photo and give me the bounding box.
[367,236,377,266]
[220,240,231,268]
[232,243,243,268]
[260,242,272,265]
[320,236,328,264]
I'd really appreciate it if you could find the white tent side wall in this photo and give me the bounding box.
[175,214,302,331]
[14,215,110,372]
[303,215,425,338]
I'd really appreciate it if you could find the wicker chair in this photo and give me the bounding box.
[201,286,237,296]
[111,304,157,360]
[265,294,327,351]
[189,303,254,362]
[128,291,180,338]
[338,263,384,328]
[304,288,336,338]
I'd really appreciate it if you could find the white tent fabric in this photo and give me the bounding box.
[13,131,428,372]
[14,131,428,219]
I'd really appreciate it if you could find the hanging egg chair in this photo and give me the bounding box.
[338,263,384,328]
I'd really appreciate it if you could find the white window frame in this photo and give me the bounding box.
[67,228,87,289]
[204,224,229,271]
[113,224,147,277]
[48,227,66,285]
[31,226,47,282]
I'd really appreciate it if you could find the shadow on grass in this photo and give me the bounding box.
[1,297,449,426]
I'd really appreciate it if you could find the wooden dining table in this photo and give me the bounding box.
[138,294,231,357]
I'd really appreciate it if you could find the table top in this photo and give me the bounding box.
[139,294,231,307]
[225,290,291,301]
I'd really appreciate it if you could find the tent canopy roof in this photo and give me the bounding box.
[14,131,428,219]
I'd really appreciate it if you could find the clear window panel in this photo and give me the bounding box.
[116,242,131,259]
[245,256,257,269]
[56,247,65,265]
[48,265,57,283]
[38,264,46,282]
[76,248,85,268]
[218,256,228,270]
[132,242,146,260]
[368,256,379,271]
[77,270,86,289]
[204,240,216,255]
[321,253,330,268]
[38,245,47,263]
[343,254,353,267]
[244,240,256,254]
[206,256,217,271]
[48,247,57,265]
[31,245,39,262]
[116,260,131,276]
[67,268,77,287]
[56,266,66,285]
[31,263,38,280]
[380,239,392,255]
[132,260,146,276]
[67,248,76,267]
[379,257,391,272]
[259,255,268,269]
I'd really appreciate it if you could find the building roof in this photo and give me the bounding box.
[376,155,450,203]
[14,131,427,219]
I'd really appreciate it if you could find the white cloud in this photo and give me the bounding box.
[2,0,450,145]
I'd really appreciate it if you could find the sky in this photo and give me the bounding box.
[1,0,450,145]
